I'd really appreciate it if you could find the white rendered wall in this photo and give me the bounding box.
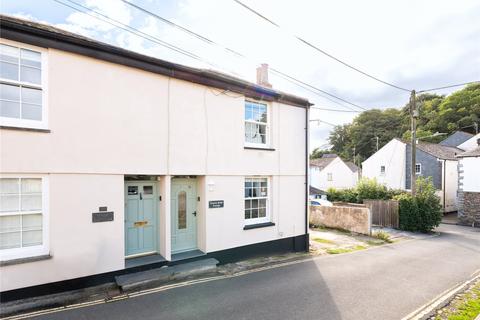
[310,158,358,190]
[460,157,480,192]
[362,139,406,189]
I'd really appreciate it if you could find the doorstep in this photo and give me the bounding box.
[115,258,219,292]
[125,254,167,269]
[171,249,205,262]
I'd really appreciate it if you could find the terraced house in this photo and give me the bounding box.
[0,15,311,297]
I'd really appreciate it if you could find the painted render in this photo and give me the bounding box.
[0,38,308,291]
[310,157,358,191]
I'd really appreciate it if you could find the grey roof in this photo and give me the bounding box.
[0,14,311,108]
[414,141,463,160]
[310,157,336,169]
[439,131,474,147]
[309,186,326,195]
[321,153,338,158]
[345,161,359,172]
[457,147,480,158]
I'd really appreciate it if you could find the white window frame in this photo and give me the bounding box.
[244,176,270,225]
[327,173,333,181]
[0,174,49,262]
[0,38,49,130]
[244,100,271,148]
[415,163,422,175]
[380,165,386,176]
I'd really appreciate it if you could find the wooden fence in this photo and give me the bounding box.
[363,200,399,228]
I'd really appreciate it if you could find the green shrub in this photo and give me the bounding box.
[356,178,389,202]
[395,177,442,232]
[327,187,358,203]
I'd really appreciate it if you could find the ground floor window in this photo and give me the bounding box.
[244,177,270,225]
[0,176,48,261]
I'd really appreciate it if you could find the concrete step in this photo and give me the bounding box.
[115,258,219,292]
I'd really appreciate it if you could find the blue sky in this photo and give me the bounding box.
[1,0,479,151]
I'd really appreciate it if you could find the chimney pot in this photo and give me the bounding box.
[256,63,272,88]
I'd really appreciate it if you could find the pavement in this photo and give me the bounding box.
[12,224,480,320]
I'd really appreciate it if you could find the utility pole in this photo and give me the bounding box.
[353,145,356,166]
[410,90,417,196]
[474,122,478,134]
[376,136,379,151]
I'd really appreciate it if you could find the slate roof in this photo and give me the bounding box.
[321,154,338,158]
[415,141,463,160]
[457,147,480,158]
[345,161,359,172]
[309,185,326,195]
[0,14,311,108]
[439,131,474,147]
[310,157,336,169]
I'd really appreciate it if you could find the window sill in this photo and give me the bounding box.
[243,222,275,230]
[0,254,52,267]
[244,146,276,151]
[0,125,51,133]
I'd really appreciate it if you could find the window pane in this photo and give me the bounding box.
[0,195,20,212]
[22,214,42,230]
[178,191,186,229]
[259,207,266,217]
[259,199,267,208]
[0,83,20,101]
[244,199,251,209]
[0,100,21,118]
[0,215,21,233]
[20,49,41,68]
[251,199,258,209]
[22,230,42,247]
[128,186,138,195]
[0,61,19,81]
[22,103,42,120]
[143,186,153,195]
[21,194,42,211]
[251,208,259,218]
[20,66,41,84]
[244,209,251,219]
[0,44,19,64]
[21,87,42,105]
[21,179,42,193]
[0,178,19,194]
[0,232,21,250]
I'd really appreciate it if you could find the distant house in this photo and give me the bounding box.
[457,138,480,227]
[362,138,462,212]
[457,133,480,151]
[439,131,473,147]
[310,154,359,191]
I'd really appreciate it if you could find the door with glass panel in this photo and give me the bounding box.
[125,182,157,257]
[0,178,43,252]
[171,179,197,254]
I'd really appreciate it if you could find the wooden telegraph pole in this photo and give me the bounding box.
[410,90,417,196]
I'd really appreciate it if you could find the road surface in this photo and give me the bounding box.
[30,224,480,320]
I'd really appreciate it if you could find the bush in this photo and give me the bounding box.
[327,187,358,203]
[395,177,442,232]
[327,178,398,204]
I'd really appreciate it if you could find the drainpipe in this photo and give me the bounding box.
[443,159,446,213]
[304,105,310,251]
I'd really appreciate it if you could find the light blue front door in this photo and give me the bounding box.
[171,179,197,253]
[125,182,157,256]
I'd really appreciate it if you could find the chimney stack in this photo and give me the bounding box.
[256,63,272,88]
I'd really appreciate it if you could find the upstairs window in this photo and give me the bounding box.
[0,42,46,129]
[327,173,333,181]
[245,101,268,146]
[415,163,422,175]
[380,165,386,175]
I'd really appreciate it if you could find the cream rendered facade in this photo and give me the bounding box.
[0,35,308,292]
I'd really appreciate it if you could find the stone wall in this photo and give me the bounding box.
[458,191,480,227]
[310,205,371,235]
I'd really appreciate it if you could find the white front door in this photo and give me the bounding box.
[171,179,197,253]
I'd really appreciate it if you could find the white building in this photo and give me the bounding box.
[362,138,461,212]
[0,16,311,296]
[310,154,359,191]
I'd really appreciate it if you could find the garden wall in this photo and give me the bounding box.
[310,205,371,235]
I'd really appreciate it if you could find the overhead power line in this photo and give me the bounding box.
[417,81,479,93]
[118,0,367,112]
[232,0,412,93]
[310,107,361,113]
